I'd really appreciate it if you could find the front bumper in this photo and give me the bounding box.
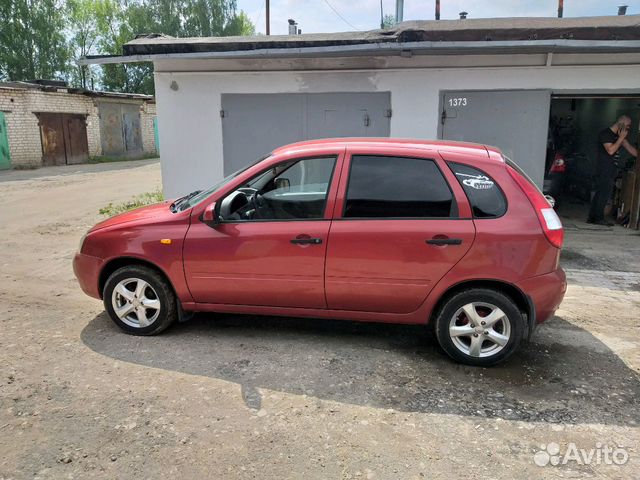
[73,252,104,299]
[517,268,567,327]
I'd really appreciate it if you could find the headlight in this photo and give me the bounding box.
[78,233,88,253]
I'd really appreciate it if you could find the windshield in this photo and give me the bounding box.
[178,154,271,210]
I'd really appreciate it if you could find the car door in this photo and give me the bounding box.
[325,147,476,314]
[183,153,342,309]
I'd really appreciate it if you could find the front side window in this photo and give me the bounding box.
[344,155,456,218]
[448,162,507,218]
[219,156,336,221]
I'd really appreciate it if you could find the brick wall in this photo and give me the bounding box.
[0,87,100,167]
[0,88,41,167]
[141,102,158,156]
[0,86,157,168]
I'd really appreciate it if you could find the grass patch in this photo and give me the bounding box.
[99,189,164,217]
[89,153,159,164]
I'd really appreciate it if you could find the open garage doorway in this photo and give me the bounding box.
[546,95,640,229]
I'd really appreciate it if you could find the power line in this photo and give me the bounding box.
[322,0,361,31]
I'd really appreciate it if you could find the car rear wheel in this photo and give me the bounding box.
[434,288,525,366]
[103,265,177,335]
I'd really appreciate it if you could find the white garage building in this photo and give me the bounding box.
[85,16,640,199]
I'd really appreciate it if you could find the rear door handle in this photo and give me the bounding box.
[426,238,463,246]
[290,237,322,245]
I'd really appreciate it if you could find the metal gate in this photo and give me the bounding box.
[99,102,143,156]
[0,111,10,170]
[440,90,551,187]
[221,92,391,175]
[64,115,90,164]
[37,113,89,166]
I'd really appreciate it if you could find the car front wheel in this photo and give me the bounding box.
[103,265,177,335]
[434,288,525,366]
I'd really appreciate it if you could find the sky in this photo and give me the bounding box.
[237,0,640,35]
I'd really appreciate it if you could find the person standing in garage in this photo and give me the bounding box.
[587,115,638,226]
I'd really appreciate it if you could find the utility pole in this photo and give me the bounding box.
[380,0,384,28]
[266,0,270,35]
[557,0,564,18]
[395,0,404,23]
[435,0,441,20]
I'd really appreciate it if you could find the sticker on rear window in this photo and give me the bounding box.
[455,172,494,190]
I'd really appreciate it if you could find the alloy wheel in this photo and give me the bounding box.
[111,278,161,328]
[448,302,511,358]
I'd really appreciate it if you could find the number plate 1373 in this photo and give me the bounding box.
[448,97,468,107]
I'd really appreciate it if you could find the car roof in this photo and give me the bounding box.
[271,137,503,160]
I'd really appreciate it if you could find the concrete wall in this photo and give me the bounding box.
[0,87,157,168]
[153,62,640,197]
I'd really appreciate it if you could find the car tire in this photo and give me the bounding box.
[103,265,177,336]
[434,288,525,367]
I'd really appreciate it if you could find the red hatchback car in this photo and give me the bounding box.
[74,139,566,366]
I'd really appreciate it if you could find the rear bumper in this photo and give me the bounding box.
[73,252,104,299]
[517,268,567,326]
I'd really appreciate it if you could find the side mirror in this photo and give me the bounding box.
[202,202,219,226]
[275,178,290,190]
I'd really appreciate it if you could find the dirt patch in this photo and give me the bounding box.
[0,161,639,479]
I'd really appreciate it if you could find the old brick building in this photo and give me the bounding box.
[0,81,158,169]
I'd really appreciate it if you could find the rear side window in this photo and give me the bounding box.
[448,162,507,218]
[344,155,456,218]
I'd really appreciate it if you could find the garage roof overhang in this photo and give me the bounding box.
[80,15,640,67]
[81,38,640,65]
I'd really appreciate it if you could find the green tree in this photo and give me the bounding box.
[0,0,255,93]
[67,0,102,88]
[0,0,69,81]
[138,0,255,37]
[182,0,237,37]
[95,0,256,94]
[224,10,256,36]
[95,0,155,94]
[382,14,396,29]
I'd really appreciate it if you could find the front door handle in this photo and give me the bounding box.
[290,237,322,245]
[426,237,463,246]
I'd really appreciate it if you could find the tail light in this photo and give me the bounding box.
[549,153,566,173]
[507,165,564,248]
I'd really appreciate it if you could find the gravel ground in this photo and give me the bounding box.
[0,160,639,479]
